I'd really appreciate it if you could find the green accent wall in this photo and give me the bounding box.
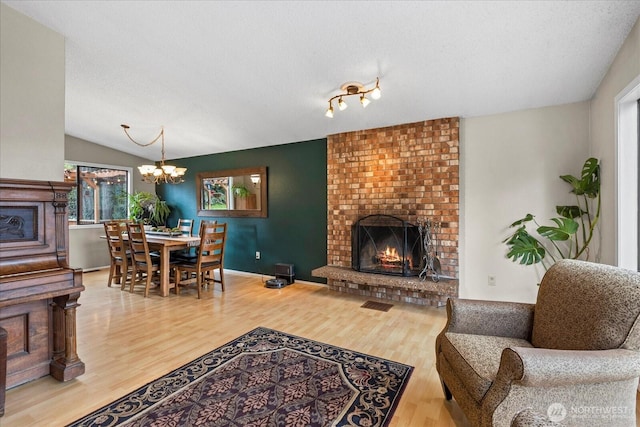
[157,138,328,283]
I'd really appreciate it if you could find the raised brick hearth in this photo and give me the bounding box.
[315,117,460,305]
[312,266,457,307]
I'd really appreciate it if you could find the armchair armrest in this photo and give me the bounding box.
[482,347,640,426]
[500,347,640,387]
[445,298,535,339]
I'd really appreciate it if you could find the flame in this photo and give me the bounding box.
[375,245,414,271]
[379,246,401,263]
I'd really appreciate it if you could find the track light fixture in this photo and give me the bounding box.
[325,77,381,118]
[121,124,187,184]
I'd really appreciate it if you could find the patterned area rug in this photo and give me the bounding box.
[67,327,413,427]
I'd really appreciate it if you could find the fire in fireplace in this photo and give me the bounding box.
[352,214,422,276]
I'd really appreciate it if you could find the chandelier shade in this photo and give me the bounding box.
[121,124,186,184]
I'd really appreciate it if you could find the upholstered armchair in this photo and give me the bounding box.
[435,259,640,427]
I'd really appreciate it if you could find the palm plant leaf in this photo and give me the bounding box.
[537,217,578,241]
[503,225,525,244]
[580,157,599,179]
[559,157,600,197]
[509,213,534,228]
[556,205,584,219]
[505,230,545,265]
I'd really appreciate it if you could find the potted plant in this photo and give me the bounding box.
[232,184,256,210]
[128,191,171,227]
[503,157,600,272]
[232,184,251,198]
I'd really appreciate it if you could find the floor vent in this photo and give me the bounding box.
[361,301,393,312]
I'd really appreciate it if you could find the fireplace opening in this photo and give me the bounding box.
[351,214,422,276]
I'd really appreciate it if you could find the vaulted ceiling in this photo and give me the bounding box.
[4,1,640,161]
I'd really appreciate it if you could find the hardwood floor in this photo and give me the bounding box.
[3,269,469,426]
[3,269,638,426]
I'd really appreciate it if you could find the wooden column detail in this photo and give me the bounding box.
[0,327,7,417]
[50,291,85,382]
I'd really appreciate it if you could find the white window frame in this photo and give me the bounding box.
[615,75,640,270]
[65,160,133,229]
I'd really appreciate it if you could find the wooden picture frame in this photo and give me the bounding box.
[196,166,267,218]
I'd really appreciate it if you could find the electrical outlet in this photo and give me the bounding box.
[488,275,496,286]
[255,251,261,260]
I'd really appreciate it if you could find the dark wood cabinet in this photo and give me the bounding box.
[0,178,85,416]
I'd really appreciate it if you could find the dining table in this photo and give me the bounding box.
[143,233,201,296]
[106,232,201,297]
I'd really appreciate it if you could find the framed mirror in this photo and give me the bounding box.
[196,166,267,218]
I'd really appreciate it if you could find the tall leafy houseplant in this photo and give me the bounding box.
[128,191,171,227]
[503,157,600,271]
[232,184,251,198]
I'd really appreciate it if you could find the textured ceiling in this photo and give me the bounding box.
[3,1,640,161]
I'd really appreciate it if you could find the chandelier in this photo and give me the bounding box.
[325,77,381,118]
[121,124,187,184]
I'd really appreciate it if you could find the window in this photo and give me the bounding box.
[64,161,131,225]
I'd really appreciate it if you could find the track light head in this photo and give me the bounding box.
[325,103,334,118]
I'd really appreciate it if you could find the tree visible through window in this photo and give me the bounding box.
[64,162,130,225]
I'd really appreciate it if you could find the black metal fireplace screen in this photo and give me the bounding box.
[351,214,422,276]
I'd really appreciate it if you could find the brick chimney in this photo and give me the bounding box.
[326,117,460,279]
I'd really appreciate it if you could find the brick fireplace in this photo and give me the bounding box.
[313,117,460,306]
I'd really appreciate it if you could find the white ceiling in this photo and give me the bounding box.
[4,1,640,161]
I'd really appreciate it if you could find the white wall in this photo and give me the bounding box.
[460,102,590,303]
[590,17,640,267]
[0,4,165,272]
[460,16,640,303]
[66,135,155,270]
[0,3,65,181]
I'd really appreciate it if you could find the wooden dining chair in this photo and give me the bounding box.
[126,222,161,297]
[177,218,193,236]
[172,219,214,263]
[171,218,196,262]
[174,222,227,298]
[103,221,131,289]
